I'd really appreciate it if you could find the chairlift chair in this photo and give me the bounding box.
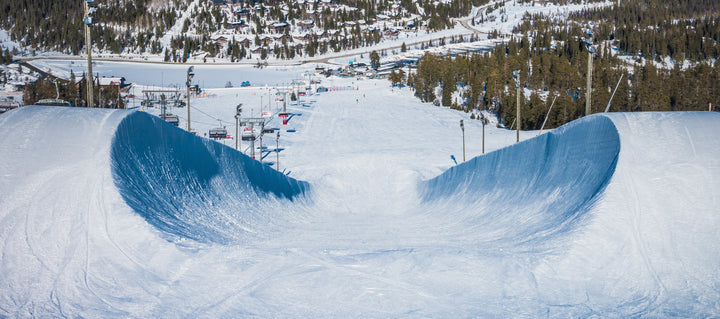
[36,98,71,106]
[161,113,180,126]
[241,127,255,141]
[278,112,289,125]
[209,127,228,139]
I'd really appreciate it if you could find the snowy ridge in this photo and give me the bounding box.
[421,114,620,251]
[111,111,309,245]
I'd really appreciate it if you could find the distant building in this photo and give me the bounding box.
[297,20,315,30]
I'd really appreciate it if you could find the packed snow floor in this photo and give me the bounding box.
[1,63,720,317]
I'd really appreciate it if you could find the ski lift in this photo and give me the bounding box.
[262,127,275,134]
[278,112,289,125]
[161,113,180,126]
[36,80,71,106]
[241,128,255,141]
[209,127,227,139]
[36,99,71,106]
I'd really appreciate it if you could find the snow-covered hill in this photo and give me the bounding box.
[1,70,719,317]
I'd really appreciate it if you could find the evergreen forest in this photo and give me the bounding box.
[405,0,719,129]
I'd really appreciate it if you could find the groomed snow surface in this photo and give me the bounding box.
[1,66,720,317]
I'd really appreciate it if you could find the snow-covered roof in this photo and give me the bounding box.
[98,77,124,86]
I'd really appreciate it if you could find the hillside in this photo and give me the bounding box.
[0,0,492,60]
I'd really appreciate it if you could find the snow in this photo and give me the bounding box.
[1,62,720,317]
[0,29,21,52]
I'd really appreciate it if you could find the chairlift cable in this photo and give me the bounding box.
[189,104,226,125]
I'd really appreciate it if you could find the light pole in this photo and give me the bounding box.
[186,66,194,132]
[276,131,280,171]
[84,0,94,108]
[258,123,264,163]
[235,103,242,151]
[250,122,256,159]
[480,114,487,154]
[513,70,521,143]
[460,119,465,162]
[585,29,594,116]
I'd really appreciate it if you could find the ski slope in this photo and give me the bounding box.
[1,78,719,316]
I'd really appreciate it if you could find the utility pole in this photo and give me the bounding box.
[460,119,465,162]
[586,30,594,116]
[586,49,593,116]
[258,123,263,163]
[84,0,94,108]
[235,104,242,150]
[516,80,521,143]
[276,131,280,171]
[186,66,194,132]
[250,122,256,159]
[480,114,488,154]
[513,70,521,143]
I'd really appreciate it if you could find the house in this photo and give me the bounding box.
[227,20,247,31]
[250,46,267,54]
[238,38,252,47]
[96,77,131,93]
[260,36,274,45]
[385,29,400,37]
[214,36,228,52]
[293,33,312,41]
[272,22,290,32]
[297,20,315,30]
[235,8,251,18]
[97,77,125,87]
[215,36,229,45]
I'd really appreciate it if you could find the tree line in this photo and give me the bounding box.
[405,19,718,130]
[23,72,124,109]
[0,0,185,55]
